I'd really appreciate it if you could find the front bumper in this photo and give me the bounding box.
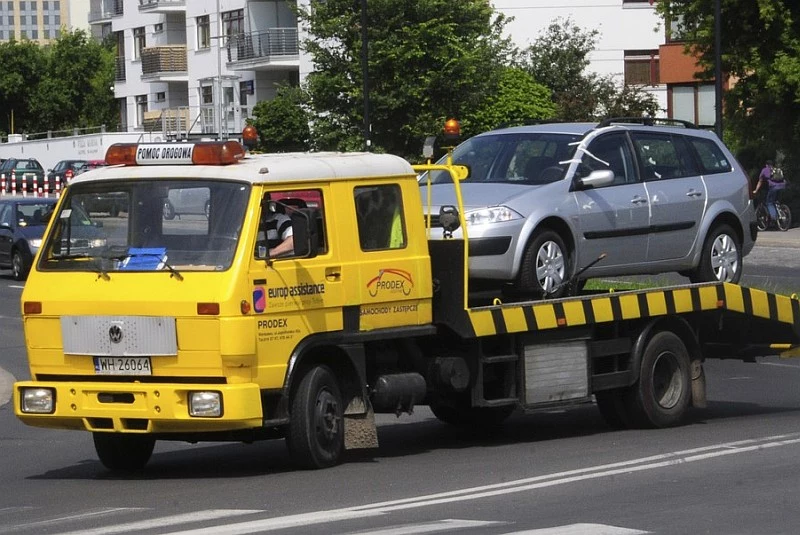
[14,380,263,434]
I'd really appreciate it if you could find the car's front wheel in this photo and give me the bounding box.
[11,249,29,281]
[689,224,742,284]
[519,229,570,298]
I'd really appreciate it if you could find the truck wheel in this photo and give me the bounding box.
[93,433,155,471]
[429,399,514,429]
[624,331,691,428]
[163,200,176,220]
[689,224,741,283]
[287,365,344,469]
[11,250,29,281]
[519,229,569,298]
[594,389,631,429]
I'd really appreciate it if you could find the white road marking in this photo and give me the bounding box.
[346,519,504,534]
[52,509,263,535]
[12,508,147,531]
[503,524,648,535]
[762,361,800,369]
[158,432,800,535]
[0,367,15,406]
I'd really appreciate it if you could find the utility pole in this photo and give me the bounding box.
[714,0,723,138]
[360,0,370,151]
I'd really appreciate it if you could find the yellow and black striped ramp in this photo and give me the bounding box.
[463,282,800,339]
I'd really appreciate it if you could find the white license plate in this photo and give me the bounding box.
[93,357,152,376]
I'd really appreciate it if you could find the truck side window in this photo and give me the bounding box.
[354,184,406,251]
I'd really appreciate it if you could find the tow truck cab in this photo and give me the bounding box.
[15,141,438,469]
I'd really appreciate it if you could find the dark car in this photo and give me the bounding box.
[0,158,46,193]
[0,197,105,280]
[47,159,88,187]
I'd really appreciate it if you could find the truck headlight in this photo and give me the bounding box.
[21,388,55,414]
[189,391,222,417]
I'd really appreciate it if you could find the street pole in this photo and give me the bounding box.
[360,0,370,151]
[216,0,223,140]
[714,0,723,138]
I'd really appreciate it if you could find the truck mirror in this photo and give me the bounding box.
[290,208,320,259]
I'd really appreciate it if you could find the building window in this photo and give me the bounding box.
[671,84,716,128]
[197,15,210,49]
[155,91,165,103]
[133,26,146,60]
[136,94,148,126]
[667,13,689,43]
[153,23,163,34]
[201,85,213,105]
[624,50,660,86]
[222,9,244,37]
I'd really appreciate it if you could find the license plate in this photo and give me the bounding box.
[93,357,152,376]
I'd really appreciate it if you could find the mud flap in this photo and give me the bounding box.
[343,398,378,450]
[691,360,707,409]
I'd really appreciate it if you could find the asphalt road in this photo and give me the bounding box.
[2,232,800,534]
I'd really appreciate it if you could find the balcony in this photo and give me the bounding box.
[141,45,188,81]
[225,28,299,71]
[88,0,123,23]
[138,0,186,13]
[114,56,126,82]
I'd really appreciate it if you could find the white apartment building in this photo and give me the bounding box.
[88,1,705,137]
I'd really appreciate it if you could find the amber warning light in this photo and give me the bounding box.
[443,118,461,141]
[105,142,245,166]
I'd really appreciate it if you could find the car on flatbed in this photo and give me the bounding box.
[420,118,758,297]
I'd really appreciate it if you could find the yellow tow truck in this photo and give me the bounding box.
[13,134,800,471]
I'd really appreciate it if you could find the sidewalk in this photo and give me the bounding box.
[754,226,800,248]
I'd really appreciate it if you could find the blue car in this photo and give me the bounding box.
[0,197,105,280]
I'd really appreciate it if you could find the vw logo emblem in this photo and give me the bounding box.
[109,325,123,344]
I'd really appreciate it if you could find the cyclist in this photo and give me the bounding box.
[753,159,786,226]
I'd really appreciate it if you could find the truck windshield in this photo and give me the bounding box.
[37,179,250,273]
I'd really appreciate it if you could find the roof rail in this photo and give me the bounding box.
[597,117,697,129]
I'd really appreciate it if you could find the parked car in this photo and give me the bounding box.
[47,159,87,187]
[163,186,211,220]
[76,159,109,175]
[420,118,758,298]
[0,158,46,193]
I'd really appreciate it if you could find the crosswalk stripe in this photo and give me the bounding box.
[344,519,505,535]
[53,509,263,535]
[501,524,648,535]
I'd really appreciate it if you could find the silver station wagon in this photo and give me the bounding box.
[420,119,758,298]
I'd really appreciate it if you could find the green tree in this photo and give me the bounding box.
[521,18,660,120]
[29,29,117,132]
[249,85,311,152]
[0,40,46,135]
[655,1,800,197]
[464,67,556,135]
[298,0,515,159]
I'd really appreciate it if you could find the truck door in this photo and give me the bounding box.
[247,186,344,389]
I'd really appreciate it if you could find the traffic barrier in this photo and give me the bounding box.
[11,170,16,196]
[0,173,5,196]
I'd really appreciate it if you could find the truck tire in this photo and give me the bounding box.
[689,224,741,284]
[287,365,344,469]
[624,331,692,428]
[93,433,155,471]
[519,229,569,298]
[429,398,515,429]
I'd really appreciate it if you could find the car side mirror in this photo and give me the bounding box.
[574,169,615,190]
[290,208,320,259]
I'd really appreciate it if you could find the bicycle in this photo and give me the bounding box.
[755,195,792,231]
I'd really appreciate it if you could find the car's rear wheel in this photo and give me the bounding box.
[519,229,569,298]
[689,224,741,284]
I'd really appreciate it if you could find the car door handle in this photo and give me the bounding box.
[686,190,703,198]
[631,196,648,205]
[326,267,341,281]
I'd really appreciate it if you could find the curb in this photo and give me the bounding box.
[0,367,14,407]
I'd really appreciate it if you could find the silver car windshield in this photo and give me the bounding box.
[423,132,582,185]
[38,179,250,273]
